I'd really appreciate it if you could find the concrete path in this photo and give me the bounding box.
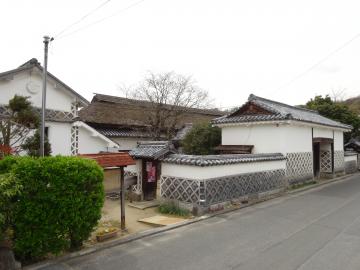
[41,174,360,270]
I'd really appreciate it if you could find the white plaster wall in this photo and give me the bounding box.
[221,124,312,154]
[125,160,142,173]
[0,69,76,112]
[78,126,109,154]
[46,122,72,156]
[345,155,357,162]
[161,160,286,180]
[313,127,333,139]
[320,143,331,151]
[334,131,344,151]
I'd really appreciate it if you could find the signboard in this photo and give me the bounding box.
[146,161,156,182]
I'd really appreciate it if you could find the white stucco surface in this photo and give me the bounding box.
[221,122,346,155]
[126,160,142,173]
[0,67,121,157]
[334,131,344,151]
[0,69,77,112]
[221,124,312,154]
[313,127,333,139]
[46,122,72,155]
[161,159,286,180]
[77,125,112,154]
[320,142,331,151]
[345,155,357,162]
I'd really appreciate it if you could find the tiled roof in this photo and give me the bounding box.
[92,126,154,138]
[129,141,175,159]
[79,153,135,168]
[213,94,352,130]
[162,153,285,167]
[345,138,360,152]
[173,123,193,141]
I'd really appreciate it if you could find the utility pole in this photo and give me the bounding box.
[40,36,51,157]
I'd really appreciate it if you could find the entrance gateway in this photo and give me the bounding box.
[312,137,334,178]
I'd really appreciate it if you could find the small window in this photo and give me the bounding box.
[45,127,49,138]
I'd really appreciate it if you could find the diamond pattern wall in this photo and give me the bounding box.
[334,150,345,172]
[160,176,200,204]
[160,169,286,206]
[345,160,357,174]
[204,170,285,205]
[286,152,313,184]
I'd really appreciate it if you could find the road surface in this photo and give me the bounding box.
[41,174,360,270]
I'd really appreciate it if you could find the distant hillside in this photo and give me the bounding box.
[344,96,360,115]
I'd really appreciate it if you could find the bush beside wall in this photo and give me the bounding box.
[0,156,104,261]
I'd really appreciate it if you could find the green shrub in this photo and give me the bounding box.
[0,156,19,174]
[0,173,22,242]
[182,123,221,155]
[158,201,190,217]
[9,156,104,261]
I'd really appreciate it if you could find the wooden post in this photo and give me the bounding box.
[120,166,126,231]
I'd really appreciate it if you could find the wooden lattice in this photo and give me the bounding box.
[70,125,79,156]
[320,150,332,173]
[0,105,75,122]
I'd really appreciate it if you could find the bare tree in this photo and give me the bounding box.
[128,72,213,139]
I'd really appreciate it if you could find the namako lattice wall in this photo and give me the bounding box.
[160,158,286,210]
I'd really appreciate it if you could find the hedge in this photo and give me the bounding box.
[0,156,104,261]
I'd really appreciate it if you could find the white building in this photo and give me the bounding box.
[0,59,118,155]
[158,94,353,213]
[212,94,352,183]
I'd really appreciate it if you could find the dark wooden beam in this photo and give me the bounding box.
[120,166,126,231]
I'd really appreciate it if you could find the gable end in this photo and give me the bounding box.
[229,102,274,117]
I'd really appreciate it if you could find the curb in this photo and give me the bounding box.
[24,171,359,269]
[287,172,359,195]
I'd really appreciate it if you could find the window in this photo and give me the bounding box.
[45,127,49,138]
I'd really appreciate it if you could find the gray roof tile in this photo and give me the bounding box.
[129,141,175,159]
[94,126,153,138]
[213,94,352,130]
[162,153,285,166]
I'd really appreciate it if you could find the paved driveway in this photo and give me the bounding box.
[41,174,360,270]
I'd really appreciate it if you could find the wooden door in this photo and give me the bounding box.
[313,142,320,177]
[142,160,158,200]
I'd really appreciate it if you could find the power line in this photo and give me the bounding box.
[55,0,146,40]
[275,31,360,92]
[54,0,112,39]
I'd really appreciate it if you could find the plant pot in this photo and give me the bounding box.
[96,230,118,242]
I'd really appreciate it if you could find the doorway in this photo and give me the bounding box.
[313,142,320,177]
[142,160,159,201]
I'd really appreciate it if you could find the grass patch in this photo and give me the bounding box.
[290,180,317,190]
[158,201,191,217]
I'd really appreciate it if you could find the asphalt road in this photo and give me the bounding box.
[42,174,360,270]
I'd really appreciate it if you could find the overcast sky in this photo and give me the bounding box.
[2,0,360,109]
